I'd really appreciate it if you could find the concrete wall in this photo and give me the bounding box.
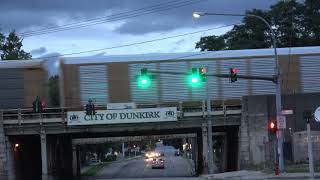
[239,95,269,167]
[293,131,320,163]
[240,92,320,168]
[0,111,8,179]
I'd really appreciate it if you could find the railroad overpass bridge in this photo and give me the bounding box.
[0,101,241,180]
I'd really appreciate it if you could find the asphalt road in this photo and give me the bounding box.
[94,154,195,179]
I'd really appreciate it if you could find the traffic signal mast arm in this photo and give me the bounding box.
[148,70,277,83]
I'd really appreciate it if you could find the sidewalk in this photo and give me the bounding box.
[201,170,320,180]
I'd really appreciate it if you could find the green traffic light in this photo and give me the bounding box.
[192,77,199,83]
[188,73,202,87]
[138,75,151,88]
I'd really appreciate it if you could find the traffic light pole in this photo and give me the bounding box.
[192,11,284,173]
[269,18,284,173]
[149,70,276,82]
[206,68,214,174]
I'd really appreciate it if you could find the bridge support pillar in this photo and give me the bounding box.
[40,133,49,179]
[202,123,209,174]
[5,137,14,180]
[72,145,80,177]
[122,142,125,160]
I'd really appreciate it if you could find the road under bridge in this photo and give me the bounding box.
[0,103,241,180]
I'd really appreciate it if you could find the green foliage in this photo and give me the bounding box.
[0,31,32,60]
[285,164,320,173]
[103,155,117,162]
[195,35,226,51]
[48,75,60,107]
[196,0,320,51]
[82,163,109,176]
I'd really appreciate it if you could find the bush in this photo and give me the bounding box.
[104,155,117,162]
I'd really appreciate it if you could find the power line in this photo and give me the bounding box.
[20,0,180,35]
[21,0,205,37]
[22,0,202,37]
[35,23,238,59]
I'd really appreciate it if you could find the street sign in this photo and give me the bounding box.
[67,107,177,126]
[277,115,286,129]
[314,106,320,122]
[281,109,293,115]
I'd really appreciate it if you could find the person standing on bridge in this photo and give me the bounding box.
[32,96,43,113]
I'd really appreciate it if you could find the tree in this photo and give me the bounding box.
[303,0,320,45]
[196,0,320,51]
[0,31,32,60]
[195,35,226,51]
[48,75,60,107]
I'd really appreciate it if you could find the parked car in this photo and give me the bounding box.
[151,158,165,169]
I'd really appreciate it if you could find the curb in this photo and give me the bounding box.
[203,175,320,180]
[265,175,320,179]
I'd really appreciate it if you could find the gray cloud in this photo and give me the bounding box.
[31,47,47,55]
[115,0,279,35]
[0,0,279,35]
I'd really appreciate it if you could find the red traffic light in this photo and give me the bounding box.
[268,120,277,134]
[200,67,207,74]
[231,68,238,73]
[269,122,276,129]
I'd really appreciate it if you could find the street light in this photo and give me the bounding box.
[192,12,204,19]
[193,11,284,172]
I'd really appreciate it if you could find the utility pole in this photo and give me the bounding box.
[206,68,214,174]
[305,110,314,178]
[307,122,314,178]
[192,11,284,172]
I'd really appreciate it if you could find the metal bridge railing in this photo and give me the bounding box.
[0,101,242,125]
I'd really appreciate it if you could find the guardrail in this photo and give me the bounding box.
[0,102,242,125]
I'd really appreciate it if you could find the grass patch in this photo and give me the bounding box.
[82,156,142,176]
[242,164,265,171]
[286,164,320,173]
[82,162,109,176]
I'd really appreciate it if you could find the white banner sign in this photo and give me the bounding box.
[67,107,177,126]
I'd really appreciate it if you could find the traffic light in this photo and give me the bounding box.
[268,120,277,134]
[230,67,238,83]
[199,67,207,82]
[138,68,151,88]
[85,104,91,115]
[85,103,96,115]
[188,67,205,87]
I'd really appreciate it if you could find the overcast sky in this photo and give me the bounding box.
[0,0,279,59]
